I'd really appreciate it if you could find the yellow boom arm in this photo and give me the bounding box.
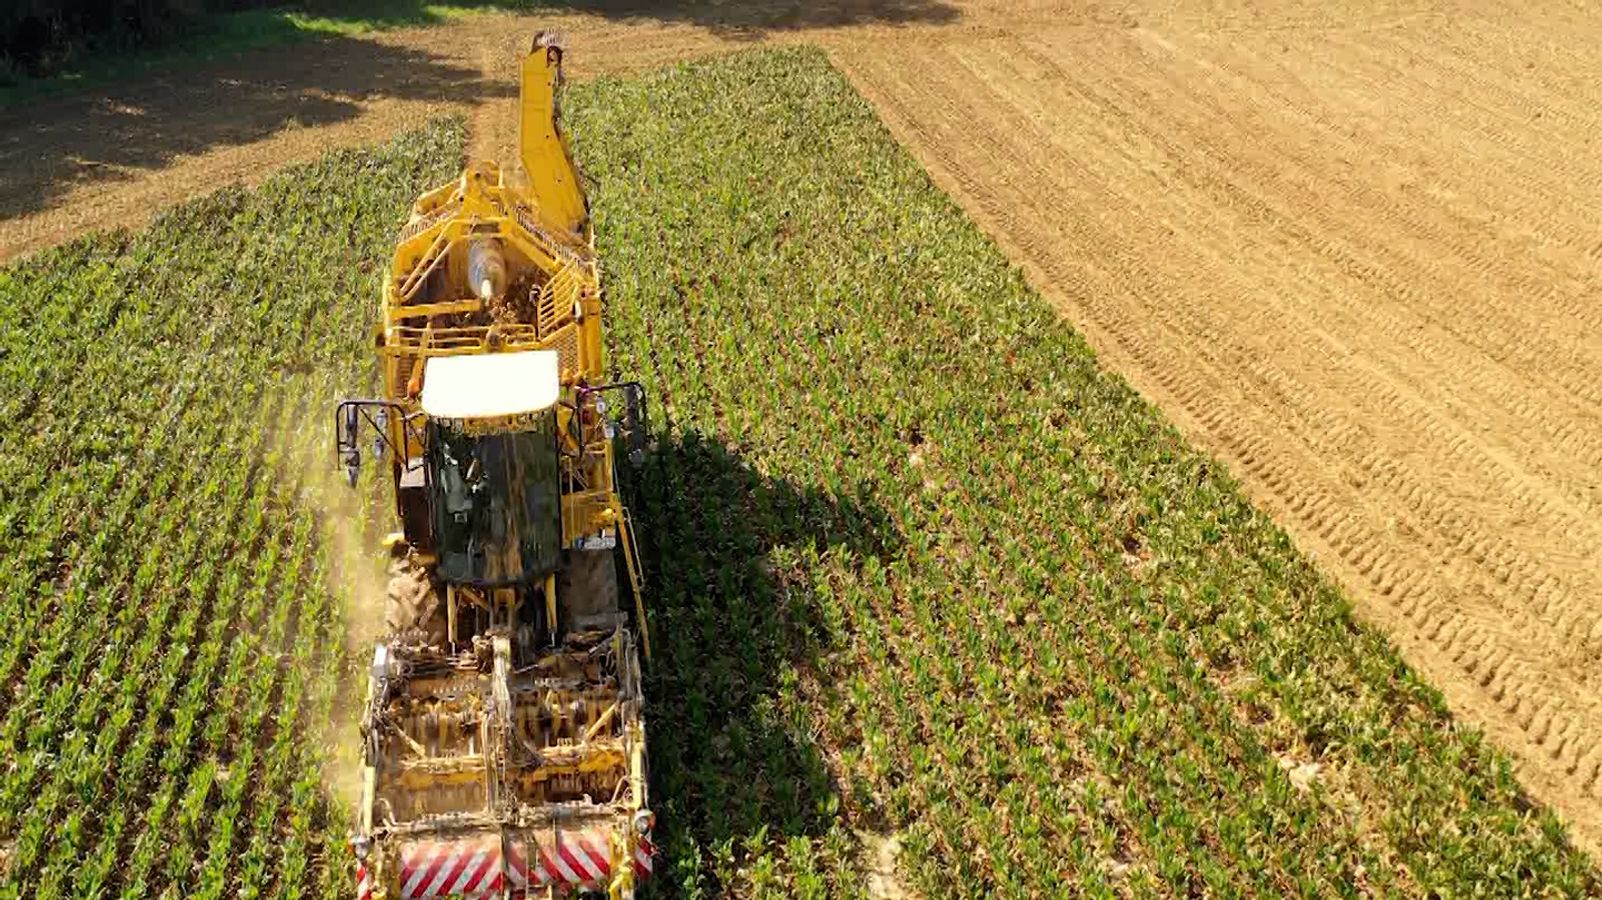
[520,34,589,237]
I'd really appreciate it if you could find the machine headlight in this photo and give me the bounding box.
[633,809,656,835]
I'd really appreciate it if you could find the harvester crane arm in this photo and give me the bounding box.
[520,33,589,238]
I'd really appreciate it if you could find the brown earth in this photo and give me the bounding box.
[836,0,1602,857]
[5,0,1600,862]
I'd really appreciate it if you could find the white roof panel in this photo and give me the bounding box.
[420,350,561,419]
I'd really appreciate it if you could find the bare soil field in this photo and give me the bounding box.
[4,0,1599,862]
[838,2,1602,855]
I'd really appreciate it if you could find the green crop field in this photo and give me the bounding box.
[1,47,1596,899]
[0,119,465,899]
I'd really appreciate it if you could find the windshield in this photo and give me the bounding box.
[429,414,562,585]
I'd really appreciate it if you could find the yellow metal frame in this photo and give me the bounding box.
[376,140,615,547]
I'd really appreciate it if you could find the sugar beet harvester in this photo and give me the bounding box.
[334,35,656,900]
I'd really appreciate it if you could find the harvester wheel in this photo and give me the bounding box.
[386,558,444,643]
[557,549,620,631]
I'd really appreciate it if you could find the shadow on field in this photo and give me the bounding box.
[0,0,958,233]
[630,429,898,888]
[300,0,961,36]
[550,0,960,38]
[0,34,505,222]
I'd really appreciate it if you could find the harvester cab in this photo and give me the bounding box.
[332,33,657,900]
[418,352,565,589]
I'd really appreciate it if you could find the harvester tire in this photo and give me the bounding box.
[386,559,444,643]
[558,549,620,631]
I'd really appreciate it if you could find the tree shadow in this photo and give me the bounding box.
[0,0,959,230]
[627,428,899,893]
[0,32,509,222]
[542,0,961,38]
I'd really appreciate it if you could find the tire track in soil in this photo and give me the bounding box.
[833,12,1602,859]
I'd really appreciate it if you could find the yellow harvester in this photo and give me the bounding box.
[334,34,655,900]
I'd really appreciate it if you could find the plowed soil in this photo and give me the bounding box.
[836,2,1602,856]
[4,0,1599,861]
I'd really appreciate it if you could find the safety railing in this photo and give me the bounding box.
[383,320,582,373]
[535,262,584,338]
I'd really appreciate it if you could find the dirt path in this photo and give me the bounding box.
[5,0,1601,863]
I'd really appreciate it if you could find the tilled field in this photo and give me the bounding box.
[837,5,1602,853]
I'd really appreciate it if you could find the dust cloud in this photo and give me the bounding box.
[271,397,392,812]
[314,461,390,811]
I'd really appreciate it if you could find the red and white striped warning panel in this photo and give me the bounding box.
[369,830,655,898]
[398,838,505,899]
[506,828,617,889]
[356,860,375,900]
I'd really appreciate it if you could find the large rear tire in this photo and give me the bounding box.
[386,557,444,644]
[558,549,620,631]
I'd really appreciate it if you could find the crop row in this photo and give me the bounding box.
[0,121,465,898]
